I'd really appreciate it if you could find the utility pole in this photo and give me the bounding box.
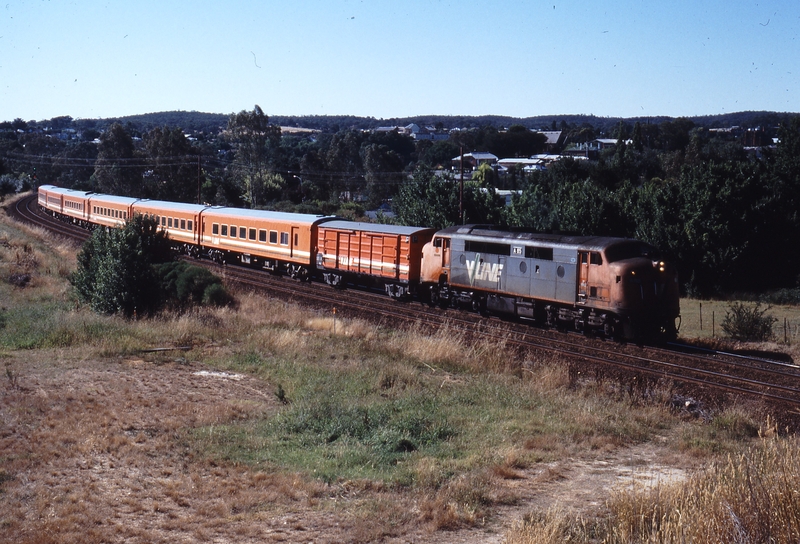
[197,155,201,204]
[459,146,464,224]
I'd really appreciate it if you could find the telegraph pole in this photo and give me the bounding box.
[197,155,201,204]
[459,146,464,224]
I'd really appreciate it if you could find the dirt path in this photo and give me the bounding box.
[1,353,695,543]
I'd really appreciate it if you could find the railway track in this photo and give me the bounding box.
[9,192,800,416]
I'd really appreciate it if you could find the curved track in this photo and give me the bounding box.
[10,192,800,417]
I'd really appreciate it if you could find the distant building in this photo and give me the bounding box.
[537,130,565,152]
[373,124,448,141]
[451,152,498,171]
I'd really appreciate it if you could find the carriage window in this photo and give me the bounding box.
[249,228,256,241]
[280,232,289,245]
[212,223,219,235]
[161,216,166,226]
[123,212,127,220]
[187,220,192,231]
[294,233,299,246]
[259,230,267,242]
[221,225,228,236]
[269,231,277,244]
[230,226,237,238]
[239,227,247,239]
[168,218,173,228]
[180,219,186,230]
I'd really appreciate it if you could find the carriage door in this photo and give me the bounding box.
[577,251,589,304]
[290,226,300,259]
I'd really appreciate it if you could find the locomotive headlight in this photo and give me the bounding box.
[659,261,666,272]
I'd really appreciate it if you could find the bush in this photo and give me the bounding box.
[70,216,231,316]
[721,302,777,342]
[761,288,800,306]
[70,215,170,317]
[157,260,232,308]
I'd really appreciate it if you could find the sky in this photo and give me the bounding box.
[2,0,799,123]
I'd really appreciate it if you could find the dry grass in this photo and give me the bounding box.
[604,429,800,543]
[506,426,800,544]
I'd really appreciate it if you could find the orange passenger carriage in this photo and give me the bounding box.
[38,185,93,226]
[316,221,436,298]
[199,207,334,280]
[132,200,207,255]
[86,193,139,229]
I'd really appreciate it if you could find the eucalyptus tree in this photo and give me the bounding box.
[226,105,282,207]
[93,122,143,197]
[143,126,199,202]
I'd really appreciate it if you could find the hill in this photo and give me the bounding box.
[85,110,798,135]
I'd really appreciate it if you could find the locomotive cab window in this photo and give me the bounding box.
[590,252,602,265]
[465,240,510,256]
[525,246,553,260]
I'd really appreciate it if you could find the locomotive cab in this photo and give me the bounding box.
[602,241,680,340]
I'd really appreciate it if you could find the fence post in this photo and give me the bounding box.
[700,302,703,331]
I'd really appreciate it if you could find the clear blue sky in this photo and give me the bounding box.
[2,0,799,122]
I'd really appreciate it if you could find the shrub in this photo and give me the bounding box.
[156,260,231,308]
[70,216,231,316]
[70,215,170,317]
[721,302,776,342]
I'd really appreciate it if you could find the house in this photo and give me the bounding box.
[451,152,498,171]
[537,130,565,152]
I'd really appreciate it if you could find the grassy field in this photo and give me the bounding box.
[2,193,799,543]
[679,297,800,345]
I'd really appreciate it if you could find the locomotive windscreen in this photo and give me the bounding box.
[604,241,659,263]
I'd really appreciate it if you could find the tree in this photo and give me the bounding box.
[226,105,282,207]
[392,167,460,229]
[143,126,199,202]
[70,215,171,317]
[325,130,366,201]
[362,143,404,207]
[393,166,505,229]
[93,123,143,196]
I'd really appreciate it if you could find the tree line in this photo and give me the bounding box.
[2,107,800,297]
